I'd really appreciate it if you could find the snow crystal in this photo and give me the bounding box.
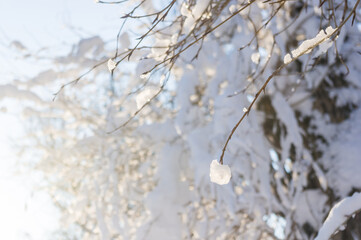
[209,160,231,185]
[107,58,116,72]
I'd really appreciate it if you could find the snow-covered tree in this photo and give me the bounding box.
[2,0,361,239]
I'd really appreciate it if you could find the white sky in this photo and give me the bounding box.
[0,0,126,239]
[0,111,59,239]
[0,0,124,48]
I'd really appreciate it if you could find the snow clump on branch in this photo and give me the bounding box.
[209,160,231,185]
[315,192,361,240]
[283,26,336,64]
[107,58,116,72]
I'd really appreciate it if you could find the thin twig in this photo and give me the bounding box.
[219,0,360,165]
[52,59,108,101]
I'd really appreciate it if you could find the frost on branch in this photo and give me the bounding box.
[209,160,231,185]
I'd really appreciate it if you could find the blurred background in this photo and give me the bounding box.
[0,1,122,238]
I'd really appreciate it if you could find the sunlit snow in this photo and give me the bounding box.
[107,58,116,72]
[209,160,231,185]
